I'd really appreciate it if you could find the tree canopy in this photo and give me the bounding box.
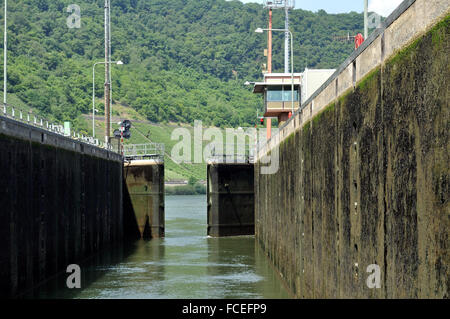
[1,0,364,129]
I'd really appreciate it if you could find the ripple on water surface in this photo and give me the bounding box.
[36,195,291,299]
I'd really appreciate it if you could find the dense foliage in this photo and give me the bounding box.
[1,0,364,128]
[165,184,207,195]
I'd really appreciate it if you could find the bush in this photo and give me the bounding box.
[165,182,206,195]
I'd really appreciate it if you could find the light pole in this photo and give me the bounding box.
[364,0,368,40]
[255,27,295,114]
[92,60,123,138]
[3,0,7,108]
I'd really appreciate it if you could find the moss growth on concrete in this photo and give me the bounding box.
[358,66,381,92]
[255,12,449,299]
[281,130,295,148]
[431,13,449,47]
[313,102,335,125]
[302,121,310,134]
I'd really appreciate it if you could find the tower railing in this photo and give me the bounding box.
[123,143,165,161]
[263,0,294,9]
[208,143,256,164]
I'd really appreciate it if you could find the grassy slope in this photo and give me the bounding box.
[88,102,209,181]
[125,121,207,181]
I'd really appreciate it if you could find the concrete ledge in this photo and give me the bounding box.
[124,159,164,166]
[0,115,122,163]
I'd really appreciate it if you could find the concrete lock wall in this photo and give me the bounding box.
[123,160,164,239]
[207,163,255,237]
[255,0,449,298]
[0,116,123,298]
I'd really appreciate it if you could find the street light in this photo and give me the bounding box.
[364,0,368,40]
[109,60,124,131]
[92,60,123,138]
[3,0,7,108]
[255,27,295,114]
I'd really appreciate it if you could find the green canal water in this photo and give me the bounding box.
[35,195,290,299]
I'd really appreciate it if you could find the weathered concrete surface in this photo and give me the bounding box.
[208,164,254,237]
[0,116,123,298]
[123,160,165,239]
[255,13,449,298]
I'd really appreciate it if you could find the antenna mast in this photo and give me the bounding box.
[263,0,295,73]
[104,0,111,145]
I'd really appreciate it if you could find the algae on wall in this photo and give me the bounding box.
[0,132,123,298]
[255,14,449,298]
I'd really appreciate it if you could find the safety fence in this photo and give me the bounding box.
[2,103,114,151]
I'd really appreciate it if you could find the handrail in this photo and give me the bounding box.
[208,143,256,164]
[123,143,165,161]
[1,103,116,152]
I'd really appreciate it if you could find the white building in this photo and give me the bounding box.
[301,68,336,105]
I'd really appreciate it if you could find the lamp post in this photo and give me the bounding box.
[364,0,368,40]
[3,0,7,108]
[255,27,295,114]
[92,60,123,138]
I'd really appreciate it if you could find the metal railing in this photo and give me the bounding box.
[123,143,165,161]
[208,143,256,164]
[1,103,115,151]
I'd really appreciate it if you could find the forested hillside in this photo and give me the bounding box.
[1,0,365,129]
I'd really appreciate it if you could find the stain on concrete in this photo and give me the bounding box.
[0,133,123,298]
[123,161,165,239]
[255,15,449,298]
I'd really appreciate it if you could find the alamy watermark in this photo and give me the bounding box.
[366,264,381,289]
[66,4,81,29]
[170,121,280,175]
[368,13,382,29]
[66,264,81,289]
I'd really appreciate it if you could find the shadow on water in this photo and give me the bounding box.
[31,195,290,299]
[206,236,291,299]
[28,241,141,299]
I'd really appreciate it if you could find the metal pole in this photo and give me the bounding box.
[284,5,290,74]
[261,28,295,114]
[120,125,124,156]
[364,0,368,39]
[268,9,272,74]
[108,1,112,129]
[290,31,294,114]
[267,8,272,140]
[93,61,120,139]
[92,63,96,137]
[104,0,111,145]
[3,0,6,107]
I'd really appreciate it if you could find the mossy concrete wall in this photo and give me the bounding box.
[0,117,123,298]
[255,13,449,298]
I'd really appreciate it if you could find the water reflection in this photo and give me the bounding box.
[30,241,138,299]
[207,237,290,299]
[35,195,290,299]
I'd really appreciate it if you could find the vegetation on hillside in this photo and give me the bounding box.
[1,0,365,131]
